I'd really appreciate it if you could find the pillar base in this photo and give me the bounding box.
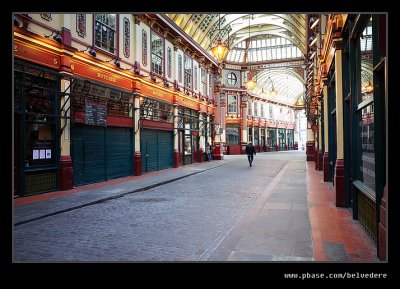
[306,141,315,161]
[323,152,330,182]
[314,147,319,169]
[213,144,224,160]
[378,186,387,261]
[59,156,73,190]
[317,149,323,171]
[198,148,204,162]
[134,151,142,176]
[173,150,180,168]
[335,159,345,207]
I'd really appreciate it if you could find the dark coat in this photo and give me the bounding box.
[245,143,256,156]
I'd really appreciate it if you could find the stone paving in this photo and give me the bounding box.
[14,151,378,262]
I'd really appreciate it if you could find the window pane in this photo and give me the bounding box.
[228,95,237,112]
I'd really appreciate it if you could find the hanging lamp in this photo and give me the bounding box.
[244,15,257,90]
[210,14,230,63]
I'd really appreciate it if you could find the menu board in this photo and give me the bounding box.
[85,99,107,126]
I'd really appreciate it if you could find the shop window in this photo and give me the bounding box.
[140,97,173,123]
[357,17,375,194]
[260,129,265,146]
[95,14,116,54]
[254,127,259,145]
[19,67,58,167]
[184,55,192,89]
[248,127,253,143]
[71,79,132,118]
[228,95,237,113]
[268,128,277,148]
[151,31,163,76]
[226,125,240,145]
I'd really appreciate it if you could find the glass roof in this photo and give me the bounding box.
[250,67,304,104]
[166,13,307,105]
[227,36,302,63]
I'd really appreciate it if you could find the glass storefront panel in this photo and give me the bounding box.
[267,128,276,151]
[357,17,375,195]
[253,127,259,145]
[226,125,240,145]
[358,103,375,192]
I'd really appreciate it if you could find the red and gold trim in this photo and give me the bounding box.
[14,39,60,69]
[70,59,133,91]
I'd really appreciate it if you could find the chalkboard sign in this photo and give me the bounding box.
[85,99,107,126]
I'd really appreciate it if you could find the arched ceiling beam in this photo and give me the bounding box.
[227,31,305,55]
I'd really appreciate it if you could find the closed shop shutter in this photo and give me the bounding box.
[157,131,173,170]
[72,125,106,185]
[72,124,133,186]
[141,129,158,173]
[141,129,173,173]
[106,127,133,179]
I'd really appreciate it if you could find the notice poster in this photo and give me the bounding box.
[39,149,46,159]
[45,149,52,159]
[33,149,39,160]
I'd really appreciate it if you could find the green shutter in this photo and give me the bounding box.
[106,127,133,179]
[157,131,173,170]
[141,129,173,173]
[72,125,133,186]
[72,125,106,185]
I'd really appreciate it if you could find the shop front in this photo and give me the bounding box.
[14,61,61,197]
[70,77,134,186]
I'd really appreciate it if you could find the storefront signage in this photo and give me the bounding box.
[85,99,107,126]
[199,103,208,113]
[178,96,198,110]
[141,84,173,102]
[70,60,133,91]
[14,40,60,69]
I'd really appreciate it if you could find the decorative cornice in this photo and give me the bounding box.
[133,15,141,25]
[332,38,343,50]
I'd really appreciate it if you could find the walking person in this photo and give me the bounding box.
[206,142,212,162]
[245,142,256,167]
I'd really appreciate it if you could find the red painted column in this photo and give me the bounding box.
[59,156,73,190]
[317,149,323,171]
[378,186,387,260]
[334,159,345,207]
[213,144,223,160]
[323,152,330,181]
[306,141,315,161]
[173,149,180,168]
[134,151,142,176]
[198,148,204,162]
